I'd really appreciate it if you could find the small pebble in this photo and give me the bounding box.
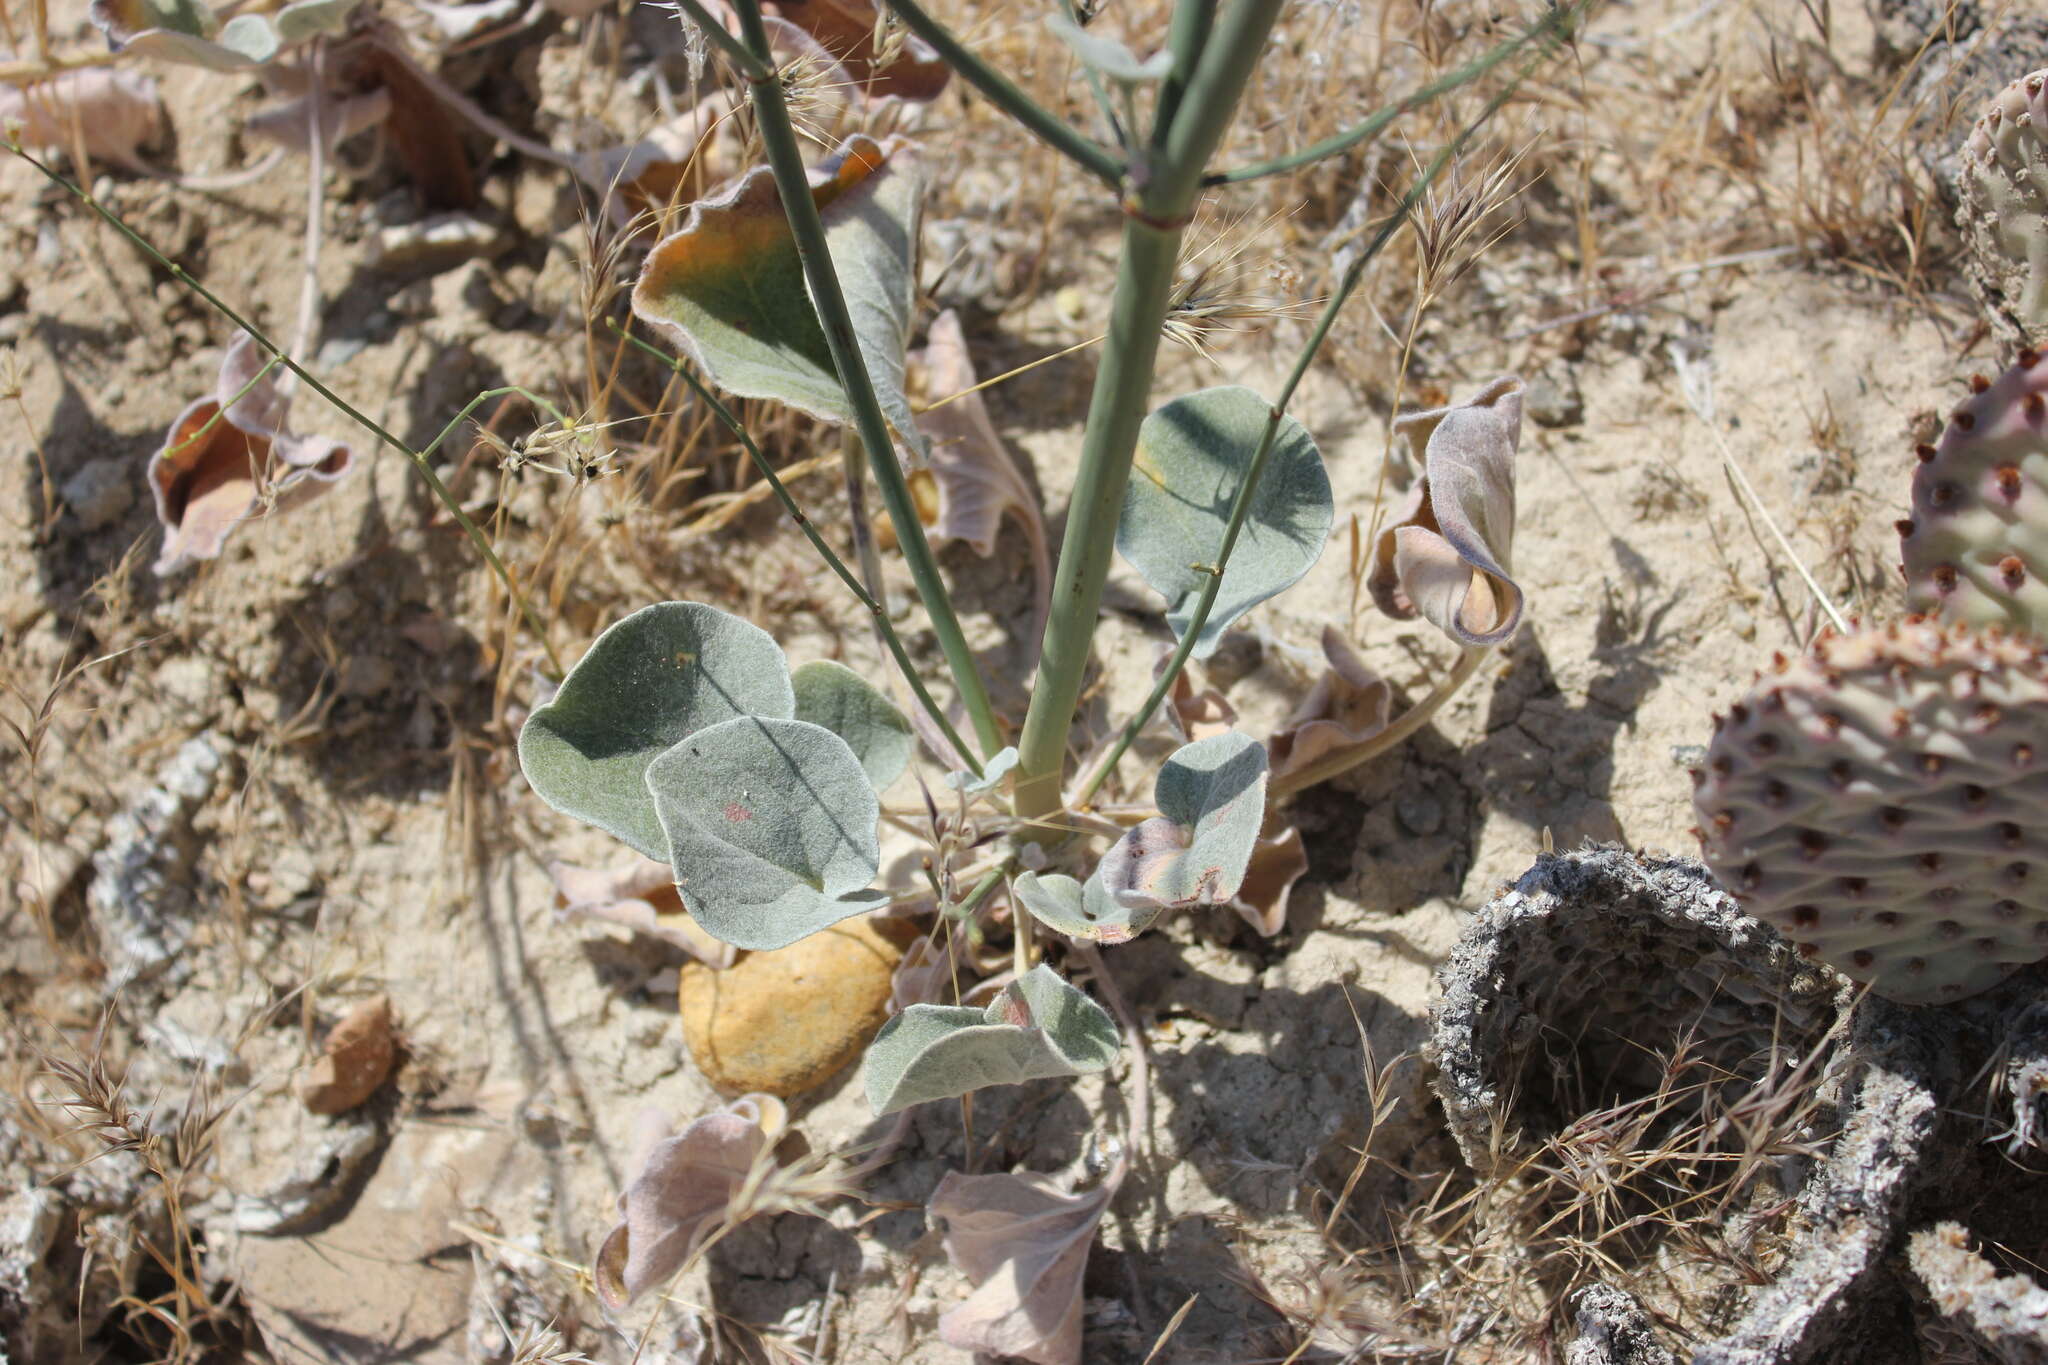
[60,456,134,531]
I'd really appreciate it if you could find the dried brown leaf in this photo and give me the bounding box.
[0,69,162,167]
[297,995,397,1115]
[928,1169,1115,1365]
[1266,627,1391,783]
[594,1094,786,1309]
[908,309,1051,646]
[1228,827,1308,937]
[1367,375,1525,647]
[148,333,355,575]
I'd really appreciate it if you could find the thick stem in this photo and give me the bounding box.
[1012,219,1184,823]
[726,0,1003,760]
[1013,0,1284,827]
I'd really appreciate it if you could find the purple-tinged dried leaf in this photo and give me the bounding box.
[1267,627,1390,783]
[575,93,729,227]
[1229,827,1308,937]
[1368,376,1525,647]
[243,87,391,154]
[594,1094,786,1309]
[908,309,1051,645]
[149,333,355,575]
[1098,732,1266,914]
[0,69,162,167]
[763,0,949,102]
[547,855,736,970]
[928,1169,1116,1365]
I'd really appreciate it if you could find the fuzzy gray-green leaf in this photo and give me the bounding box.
[517,602,794,861]
[863,964,1119,1115]
[647,716,883,951]
[1099,731,1267,911]
[632,134,928,462]
[1013,871,1160,944]
[792,660,912,790]
[1118,386,1332,658]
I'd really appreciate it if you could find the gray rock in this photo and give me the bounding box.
[87,733,222,990]
[60,456,135,532]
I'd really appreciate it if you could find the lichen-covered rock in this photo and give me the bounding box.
[678,917,902,1096]
[1958,70,2048,351]
[1901,352,2048,634]
[1909,1221,2048,1362]
[1693,620,2048,1004]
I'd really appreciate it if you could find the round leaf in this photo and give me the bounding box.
[1117,386,1332,659]
[518,603,794,861]
[863,964,1119,1115]
[1013,871,1160,944]
[791,659,912,790]
[648,716,882,950]
[1098,731,1267,911]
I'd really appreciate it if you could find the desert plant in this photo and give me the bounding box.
[1693,347,2048,1005]
[518,0,1577,1125]
[1958,68,2048,354]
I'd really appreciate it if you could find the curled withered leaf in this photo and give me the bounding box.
[1368,376,1525,647]
[576,93,730,227]
[928,1169,1116,1365]
[908,309,1051,645]
[1229,827,1308,937]
[1266,627,1390,783]
[149,333,355,575]
[547,855,737,970]
[594,1094,786,1310]
[243,87,392,155]
[0,69,162,168]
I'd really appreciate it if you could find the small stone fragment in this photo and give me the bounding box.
[678,918,902,1097]
[297,996,398,1116]
[60,457,133,531]
[369,212,510,273]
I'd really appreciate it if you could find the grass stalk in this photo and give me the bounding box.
[717,0,1004,761]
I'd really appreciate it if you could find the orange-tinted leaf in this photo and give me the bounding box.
[149,334,355,575]
[1229,827,1307,937]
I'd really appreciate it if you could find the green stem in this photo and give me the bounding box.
[880,0,1126,190]
[612,323,981,774]
[1073,92,1511,808]
[1150,0,1215,147]
[11,144,563,674]
[717,0,1003,761]
[1203,3,1577,185]
[1013,0,1285,827]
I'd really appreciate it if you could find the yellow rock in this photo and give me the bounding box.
[678,918,904,1097]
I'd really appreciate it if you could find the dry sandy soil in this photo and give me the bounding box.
[1,0,2042,1360]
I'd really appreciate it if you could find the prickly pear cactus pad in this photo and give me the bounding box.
[1957,69,2048,349]
[1693,620,2048,1004]
[1901,351,2048,633]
